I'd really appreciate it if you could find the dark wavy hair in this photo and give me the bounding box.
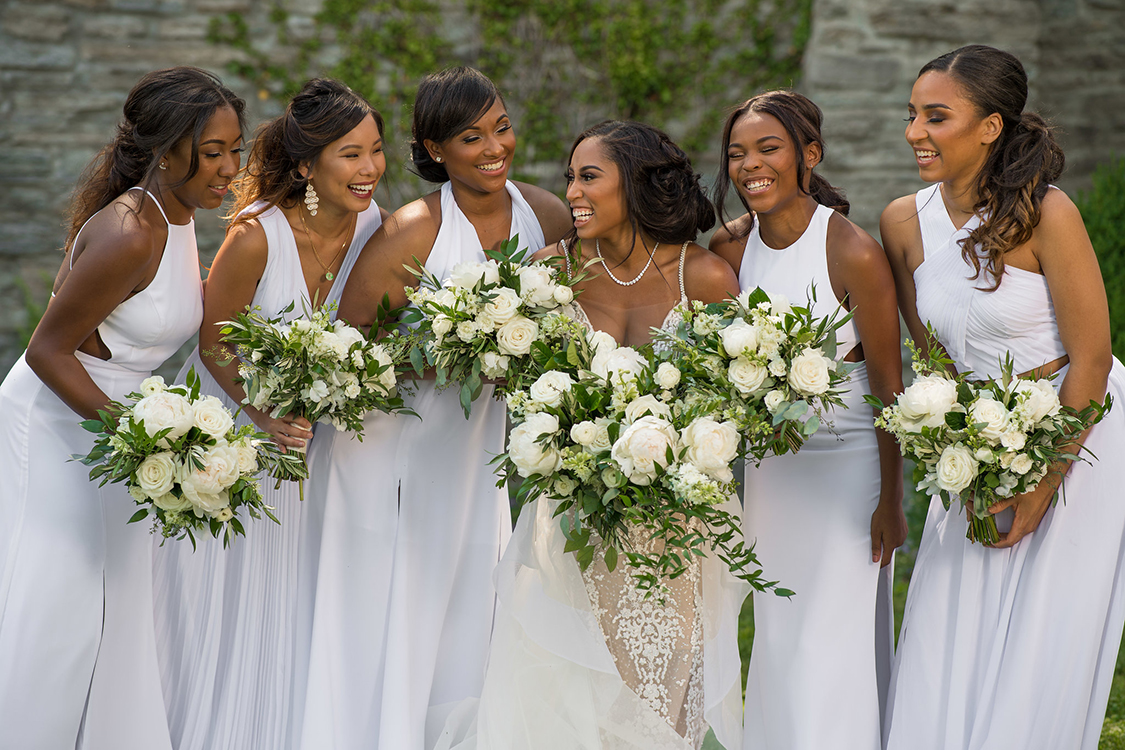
[919,44,1065,289]
[714,89,848,239]
[564,120,714,262]
[65,66,245,251]
[229,78,383,226]
[410,66,504,183]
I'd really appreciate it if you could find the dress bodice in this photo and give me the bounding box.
[246,201,382,322]
[912,183,1067,379]
[81,187,203,373]
[738,203,860,358]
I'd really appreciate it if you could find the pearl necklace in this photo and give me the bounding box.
[596,239,656,286]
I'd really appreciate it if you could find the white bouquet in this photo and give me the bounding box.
[404,235,584,417]
[869,337,1112,544]
[75,369,304,547]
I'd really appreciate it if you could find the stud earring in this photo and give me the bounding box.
[304,181,319,216]
[435,156,443,163]
[159,162,167,170]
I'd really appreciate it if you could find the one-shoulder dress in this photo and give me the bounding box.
[0,188,203,750]
[884,184,1125,750]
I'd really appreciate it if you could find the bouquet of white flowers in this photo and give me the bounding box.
[74,370,305,547]
[869,337,1112,544]
[497,324,786,598]
[404,235,584,417]
[652,286,853,461]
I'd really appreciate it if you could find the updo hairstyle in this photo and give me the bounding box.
[410,66,504,183]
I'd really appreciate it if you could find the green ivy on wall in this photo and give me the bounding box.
[208,0,811,203]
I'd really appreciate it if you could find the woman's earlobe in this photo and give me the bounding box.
[806,142,823,170]
[982,113,1004,145]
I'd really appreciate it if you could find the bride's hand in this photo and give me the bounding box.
[253,411,313,451]
[987,476,1060,548]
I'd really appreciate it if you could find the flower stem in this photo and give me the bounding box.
[966,513,999,545]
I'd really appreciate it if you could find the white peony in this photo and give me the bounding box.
[517,265,557,307]
[728,357,768,395]
[935,443,979,493]
[484,287,522,326]
[481,351,510,379]
[179,444,241,516]
[570,420,599,446]
[897,375,961,432]
[529,371,574,408]
[497,316,539,356]
[1014,379,1062,424]
[610,416,680,486]
[623,394,672,424]
[681,417,739,482]
[764,389,787,413]
[508,412,562,478]
[591,345,646,383]
[139,375,166,396]
[1010,453,1034,475]
[654,362,681,390]
[448,260,500,289]
[133,391,195,445]
[719,318,759,359]
[136,452,177,498]
[788,348,833,396]
[968,397,1010,444]
[192,395,234,439]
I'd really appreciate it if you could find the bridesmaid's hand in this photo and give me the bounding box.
[254,412,313,451]
[870,498,907,567]
[987,477,1060,548]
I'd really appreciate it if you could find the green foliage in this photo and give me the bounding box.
[1076,156,1125,360]
[207,0,811,203]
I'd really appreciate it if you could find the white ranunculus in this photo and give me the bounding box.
[897,374,961,432]
[999,430,1027,451]
[152,491,192,513]
[681,417,739,482]
[935,443,979,493]
[133,391,195,445]
[136,451,177,498]
[719,318,759,359]
[529,371,574,408]
[139,375,166,396]
[623,394,672,424]
[481,351,510,379]
[448,260,500,290]
[591,345,646,383]
[484,287,521,326]
[1010,453,1034,475]
[788,348,833,396]
[654,362,681,390]
[497,316,539,356]
[570,420,599,446]
[968,397,1010,444]
[1014,379,1062,424]
[553,285,574,306]
[610,415,679,486]
[432,314,453,337]
[192,395,234,439]
[517,265,557,307]
[728,357,768,395]
[764,389,787,413]
[508,412,562,478]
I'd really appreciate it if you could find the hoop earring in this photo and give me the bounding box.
[304,181,319,216]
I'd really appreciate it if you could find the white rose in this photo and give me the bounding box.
[484,287,522,326]
[591,346,646,383]
[456,320,478,343]
[570,420,599,446]
[728,357,767,395]
[788,348,833,396]
[553,475,578,497]
[610,416,680,486]
[448,260,500,289]
[768,358,787,377]
[529,371,574,408]
[681,417,739,482]
[999,451,1015,469]
[1015,379,1062,424]
[508,412,562,478]
[517,265,557,307]
[999,430,1027,451]
[128,485,147,502]
[719,318,759,359]
[968,397,1010,445]
[553,285,574,306]
[897,374,960,432]
[654,362,681,390]
[432,314,453,337]
[587,330,617,356]
[192,395,235,439]
[497,316,539,356]
[481,351,510,379]
[764,389,787,414]
[139,375,166,396]
[152,491,193,513]
[623,394,672,424]
[588,419,614,453]
[935,443,979,493]
[1010,453,1034,475]
[132,391,195,445]
[136,452,177,497]
[768,293,791,316]
[234,438,258,474]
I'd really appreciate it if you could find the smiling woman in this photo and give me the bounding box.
[0,66,245,750]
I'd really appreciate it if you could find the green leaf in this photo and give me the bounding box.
[127,508,149,524]
[604,545,618,571]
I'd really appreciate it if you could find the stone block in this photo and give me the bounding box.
[193,0,253,11]
[806,53,901,92]
[157,14,211,39]
[82,14,151,38]
[0,69,77,91]
[0,150,53,182]
[2,3,72,43]
[0,40,77,70]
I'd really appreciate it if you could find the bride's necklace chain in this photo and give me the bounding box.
[299,207,355,282]
[596,238,657,287]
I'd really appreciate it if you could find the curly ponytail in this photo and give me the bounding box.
[918,45,1065,289]
[714,90,848,240]
[65,67,245,251]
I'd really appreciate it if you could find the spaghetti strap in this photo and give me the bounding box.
[129,186,170,225]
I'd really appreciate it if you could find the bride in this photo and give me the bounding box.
[436,120,748,750]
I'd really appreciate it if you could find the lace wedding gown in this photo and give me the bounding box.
[434,243,748,750]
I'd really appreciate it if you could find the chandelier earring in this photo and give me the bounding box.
[304,180,319,217]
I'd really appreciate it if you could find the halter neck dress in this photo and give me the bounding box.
[297,180,545,750]
[0,187,203,750]
[884,184,1125,750]
[153,201,381,750]
[737,203,894,750]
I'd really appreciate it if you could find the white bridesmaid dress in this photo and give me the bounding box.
[0,188,202,750]
[737,203,894,750]
[152,202,381,750]
[884,184,1125,750]
[297,180,543,750]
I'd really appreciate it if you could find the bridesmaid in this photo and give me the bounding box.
[299,66,570,749]
[0,68,244,750]
[709,90,905,750]
[882,45,1125,750]
[153,79,388,750]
